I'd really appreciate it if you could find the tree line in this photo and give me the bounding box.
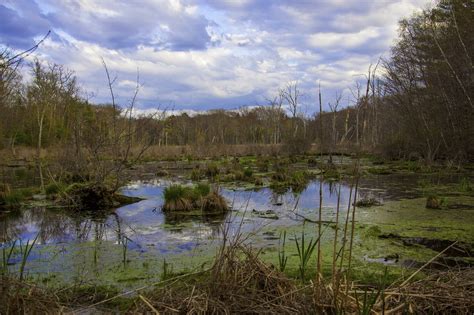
[0,0,472,163]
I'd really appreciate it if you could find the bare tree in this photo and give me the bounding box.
[328,92,343,150]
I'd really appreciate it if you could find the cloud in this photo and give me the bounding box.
[0,0,433,112]
[43,0,211,50]
[0,1,50,48]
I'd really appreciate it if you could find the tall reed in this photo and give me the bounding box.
[18,234,39,281]
[1,240,17,275]
[277,231,288,272]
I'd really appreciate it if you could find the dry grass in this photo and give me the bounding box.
[132,245,317,314]
[1,248,473,314]
[0,276,65,314]
[384,269,474,314]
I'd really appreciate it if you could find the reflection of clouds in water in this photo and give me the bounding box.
[117,200,162,217]
[0,179,354,256]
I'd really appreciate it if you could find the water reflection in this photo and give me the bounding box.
[1,178,353,252]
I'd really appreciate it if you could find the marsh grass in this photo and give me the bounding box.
[18,234,39,281]
[0,185,36,207]
[294,231,319,281]
[122,237,129,267]
[277,231,288,272]
[162,183,228,213]
[1,240,17,275]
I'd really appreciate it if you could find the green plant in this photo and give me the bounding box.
[162,185,194,212]
[194,183,210,197]
[355,288,381,315]
[18,234,39,281]
[0,185,29,207]
[160,259,173,281]
[294,231,319,281]
[162,184,228,213]
[278,231,288,272]
[1,240,17,275]
[122,236,129,267]
[290,171,309,188]
[190,168,202,180]
[93,240,99,267]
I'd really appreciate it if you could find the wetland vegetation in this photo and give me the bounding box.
[1,0,473,313]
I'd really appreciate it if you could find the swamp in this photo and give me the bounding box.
[0,0,473,313]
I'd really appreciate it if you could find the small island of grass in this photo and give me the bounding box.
[162,183,228,214]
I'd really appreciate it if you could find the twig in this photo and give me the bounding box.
[139,294,160,314]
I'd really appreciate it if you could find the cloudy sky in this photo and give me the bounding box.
[1,0,433,112]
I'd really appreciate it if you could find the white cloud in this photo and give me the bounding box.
[1,0,434,111]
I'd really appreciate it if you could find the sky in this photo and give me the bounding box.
[0,0,434,113]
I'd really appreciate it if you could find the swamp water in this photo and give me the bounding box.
[1,173,473,288]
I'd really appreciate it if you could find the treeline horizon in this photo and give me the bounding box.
[0,0,472,163]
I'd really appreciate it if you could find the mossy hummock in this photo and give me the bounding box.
[162,184,228,213]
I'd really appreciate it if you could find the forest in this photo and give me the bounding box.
[0,0,473,314]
